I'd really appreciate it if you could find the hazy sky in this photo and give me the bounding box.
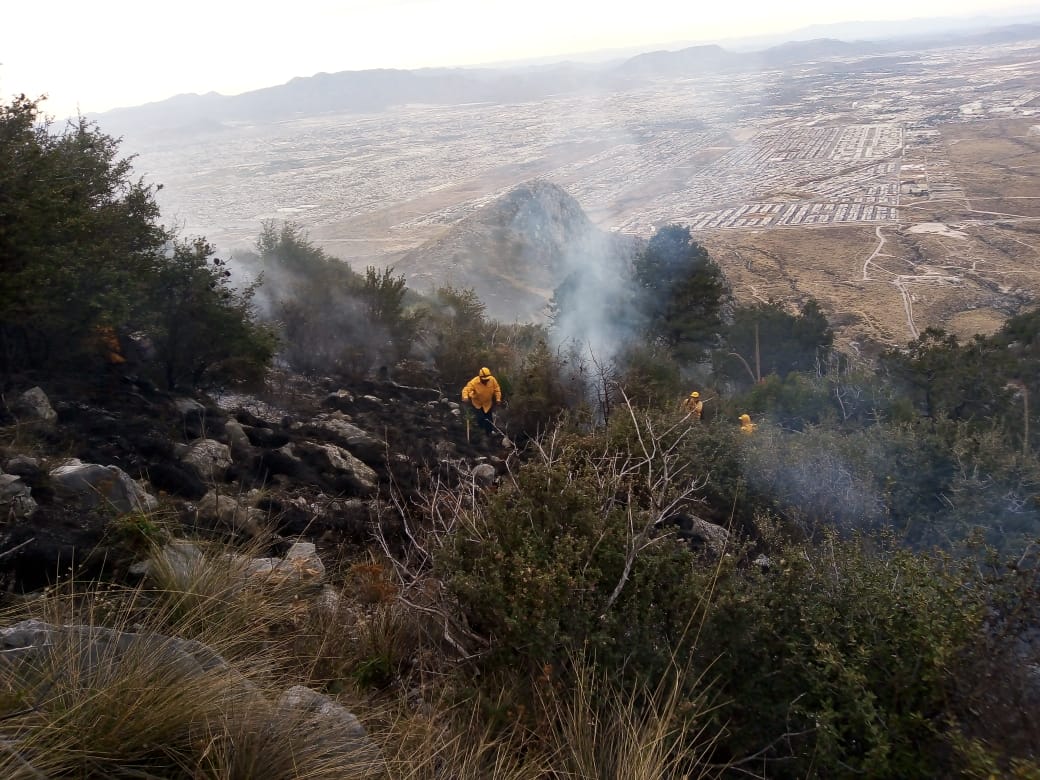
[1,0,1034,118]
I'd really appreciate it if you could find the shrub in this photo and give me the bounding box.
[433,422,707,704]
[0,96,165,373]
[695,531,986,777]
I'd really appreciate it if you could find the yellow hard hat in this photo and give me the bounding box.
[690,391,700,398]
[479,367,492,378]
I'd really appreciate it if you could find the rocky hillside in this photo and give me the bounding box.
[397,180,641,323]
[0,370,513,593]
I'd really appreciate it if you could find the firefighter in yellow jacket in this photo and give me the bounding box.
[462,367,503,436]
[682,391,703,420]
[739,413,757,434]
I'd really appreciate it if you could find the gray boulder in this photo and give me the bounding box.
[321,390,355,411]
[181,439,232,482]
[301,414,384,463]
[659,512,730,558]
[196,491,263,534]
[171,397,206,418]
[296,441,378,496]
[471,463,497,485]
[223,420,254,462]
[232,542,326,587]
[13,386,56,423]
[129,540,206,587]
[3,454,41,478]
[276,685,383,774]
[0,619,260,704]
[49,458,158,514]
[0,474,36,520]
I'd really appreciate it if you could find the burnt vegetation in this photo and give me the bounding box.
[5,94,1040,778]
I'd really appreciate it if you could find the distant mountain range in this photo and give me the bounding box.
[95,22,1040,136]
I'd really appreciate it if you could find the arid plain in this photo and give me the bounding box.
[117,34,1040,354]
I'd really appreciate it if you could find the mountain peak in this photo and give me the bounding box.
[398,180,638,323]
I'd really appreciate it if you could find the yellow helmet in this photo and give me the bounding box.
[479,367,492,378]
[690,391,700,398]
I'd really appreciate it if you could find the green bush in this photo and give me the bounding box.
[0,96,164,372]
[148,239,277,389]
[435,443,702,698]
[695,531,985,778]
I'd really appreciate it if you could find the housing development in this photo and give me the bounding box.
[117,32,1040,349]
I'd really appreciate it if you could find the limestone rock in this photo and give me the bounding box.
[322,390,355,411]
[276,685,382,774]
[0,619,260,703]
[181,439,232,482]
[0,474,36,519]
[172,397,206,417]
[196,491,263,534]
[659,512,730,558]
[471,463,496,485]
[302,414,384,463]
[231,542,325,587]
[49,458,158,514]
[296,441,378,496]
[3,455,41,478]
[13,386,57,423]
[224,419,254,462]
[130,540,205,587]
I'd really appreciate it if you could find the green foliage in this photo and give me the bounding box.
[436,448,702,696]
[0,95,276,387]
[633,224,729,365]
[613,342,683,412]
[717,298,833,386]
[733,412,1040,551]
[881,328,1007,421]
[422,286,498,392]
[106,510,172,555]
[0,95,165,370]
[254,219,354,281]
[148,238,277,389]
[354,265,423,362]
[879,309,1040,453]
[697,532,986,778]
[740,372,836,429]
[250,221,426,377]
[252,220,362,376]
[505,338,588,442]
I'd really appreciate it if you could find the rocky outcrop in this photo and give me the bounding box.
[132,539,326,589]
[232,541,326,586]
[294,440,379,496]
[396,180,641,323]
[13,386,57,423]
[196,490,265,534]
[276,685,383,774]
[301,413,385,464]
[0,619,245,681]
[49,458,158,514]
[179,438,233,482]
[0,473,36,519]
[658,512,731,558]
[0,371,501,590]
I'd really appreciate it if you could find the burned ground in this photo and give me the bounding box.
[0,368,511,591]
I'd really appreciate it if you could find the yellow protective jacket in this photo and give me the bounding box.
[682,397,703,418]
[462,375,502,412]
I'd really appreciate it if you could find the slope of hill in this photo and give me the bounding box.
[395,180,641,323]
